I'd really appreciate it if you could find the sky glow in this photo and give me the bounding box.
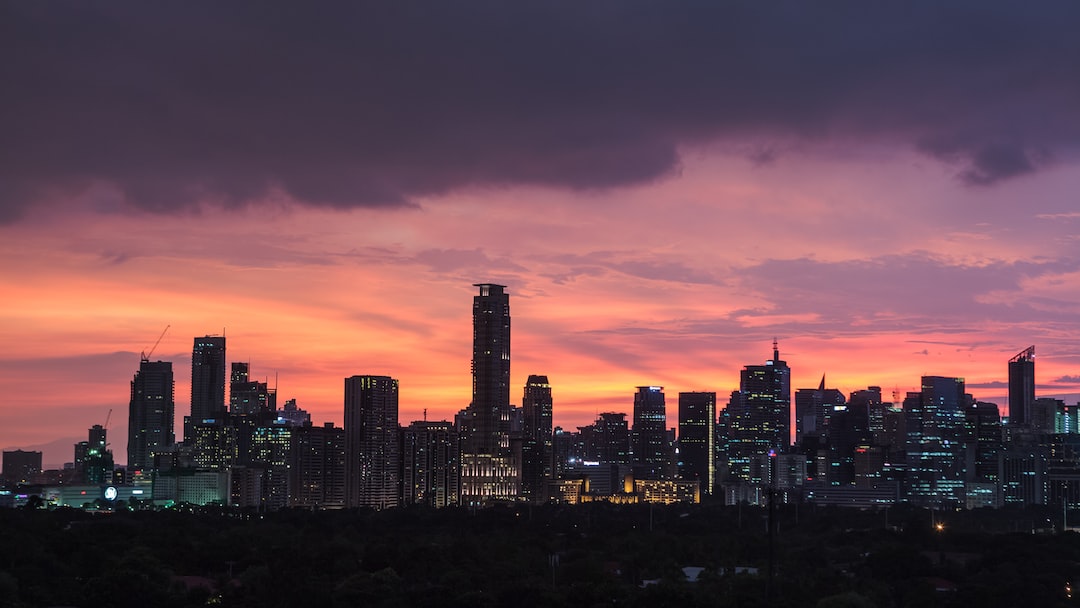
[3,2,1080,465]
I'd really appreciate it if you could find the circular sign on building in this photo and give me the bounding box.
[104,486,118,501]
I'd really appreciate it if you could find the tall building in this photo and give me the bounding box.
[2,450,42,484]
[344,375,400,509]
[277,398,312,427]
[249,423,293,511]
[127,359,175,471]
[465,283,512,455]
[794,376,846,447]
[1008,346,1036,428]
[632,386,668,479]
[230,362,275,415]
[965,401,1002,486]
[189,335,227,436]
[582,412,631,465]
[521,375,553,502]
[905,376,967,507]
[725,342,791,482]
[401,420,460,508]
[460,284,518,503]
[291,422,347,509]
[678,392,716,495]
[81,424,113,484]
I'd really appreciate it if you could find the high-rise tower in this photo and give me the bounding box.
[521,375,553,502]
[466,283,511,455]
[1008,346,1036,428]
[632,386,668,479]
[678,392,716,494]
[344,375,400,509]
[190,336,226,424]
[725,341,791,482]
[127,359,175,471]
[906,376,967,507]
[460,283,518,504]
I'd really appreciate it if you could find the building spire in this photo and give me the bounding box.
[772,337,779,361]
[818,373,826,391]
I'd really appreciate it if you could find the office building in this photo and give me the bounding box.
[401,420,459,508]
[632,386,668,479]
[725,342,791,482]
[344,375,400,509]
[464,284,512,455]
[905,376,967,507]
[250,423,293,511]
[521,375,553,502]
[127,359,175,471]
[460,284,518,504]
[581,412,631,465]
[188,335,226,438]
[77,424,113,485]
[794,376,846,447]
[290,422,347,509]
[678,392,716,495]
[1008,346,1036,428]
[2,450,42,484]
[230,362,275,415]
[277,398,312,427]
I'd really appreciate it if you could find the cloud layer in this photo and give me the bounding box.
[4,1,1080,221]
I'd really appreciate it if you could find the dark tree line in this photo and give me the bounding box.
[1,501,1079,607]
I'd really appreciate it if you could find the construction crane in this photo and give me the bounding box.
[141,325,170,362]
[103,408,112,431]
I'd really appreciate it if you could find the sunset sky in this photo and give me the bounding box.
[4,2,1080,466]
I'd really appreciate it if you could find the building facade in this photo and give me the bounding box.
[460,284,518,504]
[127,359,175,471]
[344,375,400,509]
[521,375,553,502]
[188,335,227,438]
[678,392,716,495]
[725,342,791,482]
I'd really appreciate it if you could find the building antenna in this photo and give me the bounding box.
[423,408,428,422]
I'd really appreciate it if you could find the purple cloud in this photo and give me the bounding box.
[3,1,1079,221]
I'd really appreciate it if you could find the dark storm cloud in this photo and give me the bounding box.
[3,1,1079,221]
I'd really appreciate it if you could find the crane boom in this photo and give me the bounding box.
[141,324,171,361]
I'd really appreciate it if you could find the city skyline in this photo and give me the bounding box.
[4,3,1080,464]
[3,322,1070,468]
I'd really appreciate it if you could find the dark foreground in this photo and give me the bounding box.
[1,502,1079,607]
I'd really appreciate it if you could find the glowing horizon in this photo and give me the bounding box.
[4,3,1080,467]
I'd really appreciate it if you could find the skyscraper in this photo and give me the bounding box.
[344,375,400,509]
[401,420,460,508]
[290,422,347,509]
[466,283,512,455]
[632,386,668,479]
[1008,346,1036,428]
[905,375,967,507]
[794,375,846,447]
[678,392,716,495]
[127,359,175,471]
[521,375,553,502]
[229,362,275,415]
[725,341,791,482]
[583,412,631,465]
[82,424,113,484]
[190,335,226,427]
[460,284,518,503]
